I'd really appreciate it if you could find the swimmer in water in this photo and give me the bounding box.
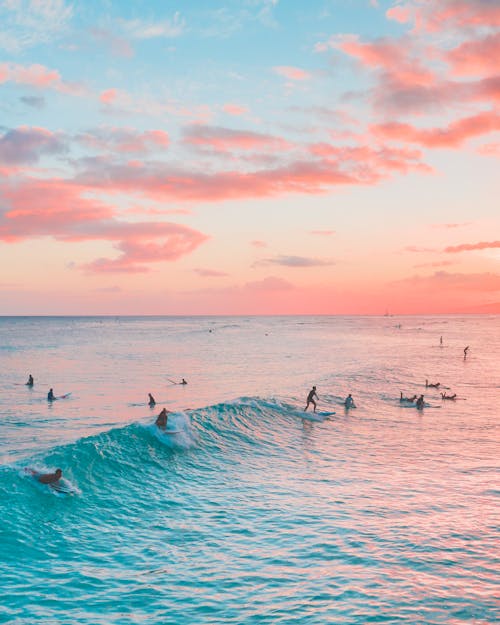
[47,388,55,401]
[344,394,356,409]
[26,374,34,387]
[36,469,62,485]
[425,380,440,389]
[148,393,156,407]
[400,392,417,403]
[304,386,318,413]
[416,395,425,410]
[155,408,170,430]
[441,392,457,400]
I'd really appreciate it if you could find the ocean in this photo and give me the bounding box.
[0,315,498,624]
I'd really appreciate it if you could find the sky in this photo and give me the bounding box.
[0,0,499,315]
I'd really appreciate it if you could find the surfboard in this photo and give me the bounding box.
[49,392,71,401]
[164,429,181,435]
[317,411,336,417]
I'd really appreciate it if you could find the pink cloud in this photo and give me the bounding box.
[183,125,291,152]
[0,62,82,94]
[445,33,500,76]
[0,127,66,164]
[393,270,500,292]
[251,240,267,248]
[371,111,500,148]
[223,103,248,116]
[273,66,311,81]
[310,230,336,236]
[413,261,455,268]
[78,128,169,153]
[444,240,500,253]
[100,89,119,105]
[0,177,208,272]
[386,5,412,23]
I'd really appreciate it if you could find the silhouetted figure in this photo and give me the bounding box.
[26,374,34,387]
[400,392,417,403]
[180,379,187,385]
[440,336,443,346]
[37,469,62,485]
[344,394,356,409]
[464,346,469,360]
[148,393,156,407]
[425,379,440,389]
[155,408,169,430]
[47,388,55,401]
[441,392,457,400]
[304,386,318,413]
[416,395,425,410]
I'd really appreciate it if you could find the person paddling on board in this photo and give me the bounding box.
[441,392,457,400]
[155,408,170,430]
[344,394,356,409]
[304,386,318,413]
[47,388,55,401]
[400,392,417,403]
[148,393,156,407]
[26,374,34,387]
[416,395,425,410]
[36,468,62,485]
[425,379,440,389]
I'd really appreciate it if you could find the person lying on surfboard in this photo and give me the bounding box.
[304,386,318,413]
[34,468,63,485]
[400,392,417,402]
[441,392,457,400]
[425,380,440,389]
[155,408,171,430]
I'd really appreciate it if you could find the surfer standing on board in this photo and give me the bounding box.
[155,408,169,430]
[304,386,318,413]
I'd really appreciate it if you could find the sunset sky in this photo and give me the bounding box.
[0,0,499,315]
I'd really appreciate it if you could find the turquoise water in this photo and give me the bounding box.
[0,316,499,624]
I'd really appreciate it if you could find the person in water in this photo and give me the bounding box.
[441,392,457,400]
[425,379,440,389]
[148,393,156,406]
[180,379,187,385]
[37,469,62,484]
[400,392,417,402]
[304,386,318,412]
[155,408,170,430]
[26,374,34,387]
[416,395,425,410]
[464,346,469,359]
[47,388,55,401]
[440,336,443,346]
[344,394,356,409]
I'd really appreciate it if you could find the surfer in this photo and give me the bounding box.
[36,468,62,485]
[440,336,443,346]
[464,346,469,360]
[148,393,156,407]
[180,378,187,385]
[47,388,55,401]
[441,392,457,400]
[26,374,34,387]
[304,386,318,413]
[155,408,169,430]
[344,394,356,409]
[400,392,417,403]
[416,395,425,410]
[425,379,440,389]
